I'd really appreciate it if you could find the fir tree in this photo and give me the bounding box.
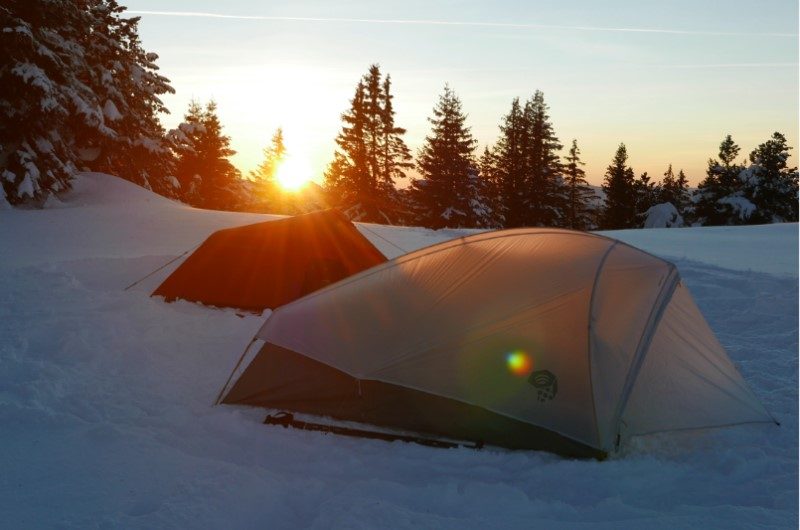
[741,132,798,223]
[410,85,481,228]
[0,0,176,204]
[493,98,528,227]
[600,143,637,229]
[379,73,413,193]
[478,146,503,227]
[77,0,176,196]
[523,91,565,227]
[694,135,746,225]
[562,139,596,230]
[492,92,566,228]
[659,164,692,221]
[173,100,242,210]
[249,128,286,208]
[324,65,411,223]
[633,171,661,226]
[0,0,84,204]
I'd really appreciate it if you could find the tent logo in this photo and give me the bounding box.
[528,370,558,402]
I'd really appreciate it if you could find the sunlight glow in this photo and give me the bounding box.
[275,156,314,191]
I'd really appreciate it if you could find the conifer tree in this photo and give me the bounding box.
[633,171,661,225]
[741,132,798,223]
[410,85,481,228]
[173,100,241,210]
[563,139,596,230]
[478,146,503,227]
[600,143,637,229]
[492,92,566,227]
[0,0,176,205]
[493,98,529,227]
[77,0,176,196]
[659,164,692,220]
[249,128,286,207]
[379,74,413,194]
[694,135,746,225]
[523,91,565,226]
[324,65,411,222]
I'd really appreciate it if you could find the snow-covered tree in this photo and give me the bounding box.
[643,202,684,228]
[76,0,176,196]
[0,0,176,205]
[410,85,488,228]
[694,135,746,225]
[659,164,692,222]
[172,100,242,210]
[740,132,798,223]
[633,171,661,226]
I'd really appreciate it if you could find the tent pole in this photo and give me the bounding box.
[214,337,259,405]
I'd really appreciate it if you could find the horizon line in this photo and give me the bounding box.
[127,10,798,38]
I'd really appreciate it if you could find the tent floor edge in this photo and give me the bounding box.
[264,411,484,450]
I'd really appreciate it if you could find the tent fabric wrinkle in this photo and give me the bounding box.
[225,227,773,458]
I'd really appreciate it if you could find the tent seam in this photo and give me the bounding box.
[586,241,619,450]
[610,266,680,451]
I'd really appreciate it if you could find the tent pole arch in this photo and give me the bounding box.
[586,240,619,449]
[609,265,680,450]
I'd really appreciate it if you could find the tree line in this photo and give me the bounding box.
[317,64,797,228]
[2,3,796,229]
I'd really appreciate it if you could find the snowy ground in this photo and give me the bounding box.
[1,173,797,529]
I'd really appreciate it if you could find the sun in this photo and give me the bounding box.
[275,156,313,192]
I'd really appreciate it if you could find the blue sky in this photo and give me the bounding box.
[126,0,798,185]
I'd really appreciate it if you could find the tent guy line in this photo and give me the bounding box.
[127,10,798,38]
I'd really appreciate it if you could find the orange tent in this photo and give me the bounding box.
[152,209,386,312]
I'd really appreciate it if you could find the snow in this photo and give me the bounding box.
[600,223,797,278]
[16,174,35,198]
[0,184,11,210]
[0,173,797,528]
[77,146,102,162]
[643,202,683,228]
[34,137,54,153]
[42,191,66,209]
[719,195,757,221]
[103,99,122,121]
[11,62,54,93]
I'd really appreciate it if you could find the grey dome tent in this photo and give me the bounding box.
[221,228,774,459]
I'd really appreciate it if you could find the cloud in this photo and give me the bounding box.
[127,10,797,38]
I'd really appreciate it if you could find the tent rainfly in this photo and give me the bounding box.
[152,209,386,312]
[221,228,775,459]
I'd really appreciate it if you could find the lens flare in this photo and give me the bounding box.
[506,350,533,376]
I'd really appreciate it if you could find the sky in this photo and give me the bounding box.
[125,0,798,186]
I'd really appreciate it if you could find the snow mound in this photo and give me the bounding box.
[643,202,684,228]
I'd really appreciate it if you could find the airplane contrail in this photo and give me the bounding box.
[127,10,797,38]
